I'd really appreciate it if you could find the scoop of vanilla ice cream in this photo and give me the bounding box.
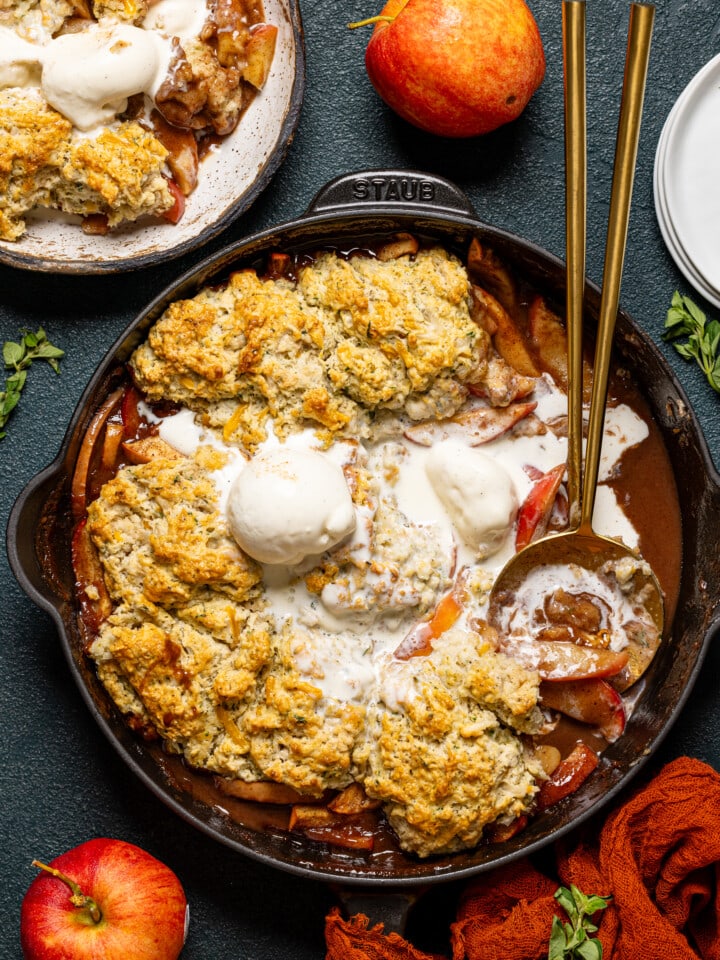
[226,448,357,565]
[425,439,517,558]
[41,23,170,131]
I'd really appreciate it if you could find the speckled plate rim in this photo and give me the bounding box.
[0,0,305,276]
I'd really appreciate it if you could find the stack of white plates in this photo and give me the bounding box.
[654,52,720,310]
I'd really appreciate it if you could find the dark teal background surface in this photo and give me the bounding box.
[2,2,720,957]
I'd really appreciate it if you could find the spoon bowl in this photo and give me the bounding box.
[487,528,665,677]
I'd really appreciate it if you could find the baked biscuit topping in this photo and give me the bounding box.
[131,247,490,448]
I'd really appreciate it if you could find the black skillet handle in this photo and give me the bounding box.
[304,170,476,219]
[7,462,68,622]
[331,884,427,937]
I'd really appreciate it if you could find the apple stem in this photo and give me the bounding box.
[347,15,395,29]
[31,860,103,925]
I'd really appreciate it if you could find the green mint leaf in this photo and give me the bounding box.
[0,327,64,440]
[548,917,568,960]
[34,343,65,360]
[555,886,578,920]
[584,895,611,914]
[663,292,720,394]
[7,369,27,392]
[673,342,696,361]
[549,886,611,959]
[570,885,590,910]
[707,317,720,340]
[709,357,720,393]
[685,296,707,329]
[1,389,21,416]
[3,340,24,367]
[576,940,602,960]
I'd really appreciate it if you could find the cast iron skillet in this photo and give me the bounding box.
[8,170,720,929]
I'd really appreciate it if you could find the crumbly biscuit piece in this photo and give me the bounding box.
[91,601,273,779]
[0,89,173,240]
[86,453,262,612]
[357,630,542,857]
[0,89,70,241]
[0,0,74,38]
[130,248,491,450]
[93,0,148,22]
[308,494,454,622]
[87,453,275,778]
[58,122,173,227]
[241,624,366,796]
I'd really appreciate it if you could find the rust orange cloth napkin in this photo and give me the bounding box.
[325,757,720,960]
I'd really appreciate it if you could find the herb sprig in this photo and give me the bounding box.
[548,884,612,960]
[663,291,720,393]
[0,328,64,440]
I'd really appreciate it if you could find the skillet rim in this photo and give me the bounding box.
[8,170,720,886]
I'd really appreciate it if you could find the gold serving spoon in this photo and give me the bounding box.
[487,1,664,638]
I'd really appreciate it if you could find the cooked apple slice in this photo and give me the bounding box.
[515,463,566,550]
[404,401,537,447]
[120,385,142,437]
[468,352,537,406]
[484,814,529,843]
[472,284,540,377]
[213,0,251,66]
[499,638,629,681]
[289,805,375,851]
[527,295,568,387]
[534,742,599,811]
[151,110,199,196]
[394,587,464,660]
[328,783,382,815]
[376,232,420,261]
[70,388,123,518]
[466,238,520,317]
[100,422,124,472]
[528,296,592,401]
[243,24,278,90]
[540,678,626,742]
[394,570,469,660]
[214,779,314,805]
[71,519,113,634]
[121,436,185,465]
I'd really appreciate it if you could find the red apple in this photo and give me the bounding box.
[356,0,546,138]
[20,838,188,960]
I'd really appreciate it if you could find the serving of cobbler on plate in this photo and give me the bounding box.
[0,0,302,270]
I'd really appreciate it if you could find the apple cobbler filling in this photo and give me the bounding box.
[70,239,671,859]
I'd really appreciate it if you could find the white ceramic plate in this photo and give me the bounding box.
[0,0,304,275]
[654,53,720,304]
[654,106,720,311]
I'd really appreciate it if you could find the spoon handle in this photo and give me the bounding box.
[562,0,587,529]
[580,2,654,532]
